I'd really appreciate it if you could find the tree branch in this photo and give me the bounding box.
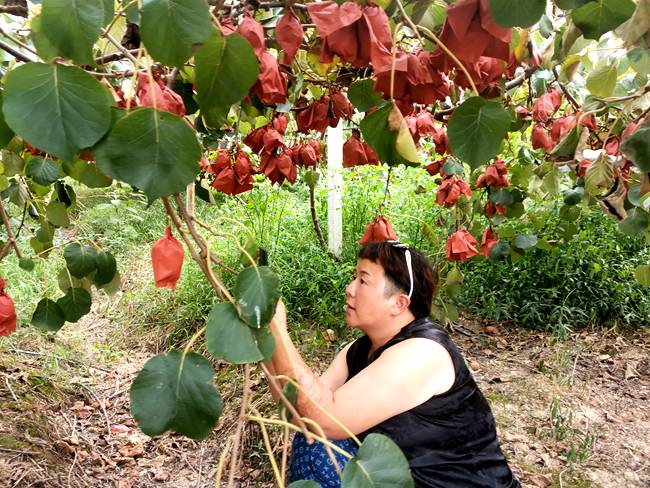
[0,39,36,63]
[0,5,27,17]
[552,66,580,111]
[0,198,23,261]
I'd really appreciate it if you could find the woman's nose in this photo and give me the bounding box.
[345,280,354,297]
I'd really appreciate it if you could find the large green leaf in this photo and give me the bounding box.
[348,78,383,112]
[32,298,66,332]
[621,126,650,171]
[572,0,636,40]
[57,287,92,322]
[341,433,414,487]
[0,92,14,148]
[93,108,201,202]
[288,482,320,488]
[205,302,275,364]
[360,102,419,166]
[46,201,70,227]
[94,251,117,286]
[634,264,650,286]
[41,0,105,64]
[64,243,98,278]
[619,208,649,236]
[448,97,510,169]
[586,61,618,97]
[130,350,223,440]
[234,266,280,329]
[25,157,62,185]
[140,0,214,67]
[31,15,59,62]
[487,0,546,27]
[63,159,113,188]
[2,63,113,162]
[195,32,259,111]
[513,234,538,249]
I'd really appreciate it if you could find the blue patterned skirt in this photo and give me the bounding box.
[288,432,359,487]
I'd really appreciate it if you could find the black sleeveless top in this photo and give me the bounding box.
[346,318,520,488]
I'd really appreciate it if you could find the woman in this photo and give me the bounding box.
[265,241,520,487]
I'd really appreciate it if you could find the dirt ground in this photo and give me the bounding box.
[0,305,648,487]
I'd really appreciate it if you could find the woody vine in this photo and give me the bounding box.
[0,0,649,485]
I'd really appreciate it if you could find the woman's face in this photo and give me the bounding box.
[345,259,398,330]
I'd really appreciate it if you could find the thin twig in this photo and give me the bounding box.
[173,194,235,302]
[0,5,28,17]
[259,362,313,440]
[227,364,252,487]
[161,196,230,302]
[0,39,35,66]
[5,375,18,401]
[552,66,580,111]
[0,27,37,55]
[249,406,283,487]
[308,182,326,250]
[9,349,111,373]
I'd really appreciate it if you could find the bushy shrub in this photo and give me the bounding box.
[459,209,650,335]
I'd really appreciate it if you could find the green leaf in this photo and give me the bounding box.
[57,268,92,293]
[555,0,591,8]
[341,433,414,487]
[513,234,538,249]
[586,61,618,97]
[235,266,280,329]
[195,32,259,111]
[57,287,92,322]
[141,0,214,67]
[288,482,320,488]
[628,47,650,77]
[19,258,35,272]
[584,153,613,192]
[64,243,98,278]
[278,381,298,422]
[348,79,383,112]
[32,298,66,332]
[2,63,113,162]
[205,302,275,364]
[550,126,580,157]
[634,264,650,286]
[46,201,70,227]
[94,251,117,286]
[130,350,223,440]
[93,108,201,202]
[619,208,649,236]
[489,188,514,206]
[621,126,650,171]
[360,102,419,167]
[25,157,62,185]
[487,0,546,27]
[572,0,636,40]
[102,0,115,26]
[563,186,585,205]
[31,15,59,62]
[97,270,121,296]
[41,0,104,64]
[1,150,23,176]
[489,241,510,260]
[448,97,510,169]
[0,92,14,148]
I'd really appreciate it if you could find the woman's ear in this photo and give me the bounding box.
[392,293,411,316]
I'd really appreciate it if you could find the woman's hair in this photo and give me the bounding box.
[358,242,438,319]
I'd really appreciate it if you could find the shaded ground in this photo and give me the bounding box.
[0,301,648,487]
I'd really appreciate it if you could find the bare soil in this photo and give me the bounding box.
[0,307,648,488]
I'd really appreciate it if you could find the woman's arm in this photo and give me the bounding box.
[266,300,455,440]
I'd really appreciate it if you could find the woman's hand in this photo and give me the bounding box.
[270,297,287,333]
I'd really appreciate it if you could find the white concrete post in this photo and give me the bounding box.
[327,121,343,257]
